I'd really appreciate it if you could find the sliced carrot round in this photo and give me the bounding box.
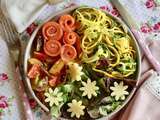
[42,21,63,41]
[63,32,77,45]
[59,14,76,32]
[44,40,61,57]
[61,44,77,62]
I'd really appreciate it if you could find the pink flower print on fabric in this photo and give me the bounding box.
[111,8,119,17]
[140,23,152,33]
[26,23,38,36]
[29,98,37,109]
[145,0,156,8]
[100,6,110,12]
[153,22,160,30]
[0,73,8,81]
[0,96,8,109]
[0,96,14,117]
[100,5,119,17]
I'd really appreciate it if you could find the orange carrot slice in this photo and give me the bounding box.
[61,44,77,62]
[42,21,63,41]
[44,40,61,57]
[49,76,58,87]
[59,14,76,32]
[63,32,77,45]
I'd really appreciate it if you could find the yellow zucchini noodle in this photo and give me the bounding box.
[73,7,137,79]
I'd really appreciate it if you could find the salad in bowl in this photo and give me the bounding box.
[24,6,141,120]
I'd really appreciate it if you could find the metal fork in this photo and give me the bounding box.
[0,10,21,63]
[0,7,34,120]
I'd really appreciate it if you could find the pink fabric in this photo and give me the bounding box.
[132,30,160,72]
[141,40,160,73]
[116,69,160,120]
[120,83,160,120]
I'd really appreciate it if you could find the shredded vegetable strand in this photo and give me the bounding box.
[73,7,137,79]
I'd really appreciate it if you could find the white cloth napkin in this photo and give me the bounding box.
[1,0,48,33]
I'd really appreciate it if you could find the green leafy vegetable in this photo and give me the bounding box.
[50,105,62,118]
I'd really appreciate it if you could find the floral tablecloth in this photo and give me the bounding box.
[0,0,160,120]
[0,38,25,120]
[117,0,160,41]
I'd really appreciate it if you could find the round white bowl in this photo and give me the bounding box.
[24,5,141,120]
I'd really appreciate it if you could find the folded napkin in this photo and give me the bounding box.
[0,37,25,120]
[0,0,66,33]
[1,0,47,33]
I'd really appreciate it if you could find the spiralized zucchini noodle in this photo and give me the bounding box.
[73,7,137,79]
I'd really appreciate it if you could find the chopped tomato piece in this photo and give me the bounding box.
[49,59,64,75]
[59,14,76,32]
[61,44,77,62]
[28,64,40,79]
[33,52,47,61]
[42,21,63,41]
[48,76,58,87]
[44,40,61,57]
[63,32,77,45]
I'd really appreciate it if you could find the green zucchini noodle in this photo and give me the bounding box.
[73,7,137,79]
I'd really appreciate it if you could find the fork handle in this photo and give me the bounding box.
[15,67,34,120]
[132,29,160,72]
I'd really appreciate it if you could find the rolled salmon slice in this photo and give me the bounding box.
[42,21,63,41]
[44,40,61,57]
[59,14,76,32]
[61,44,77,62]
[63,32,77,45]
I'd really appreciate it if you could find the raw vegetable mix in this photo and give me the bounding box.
[27,7,138,119]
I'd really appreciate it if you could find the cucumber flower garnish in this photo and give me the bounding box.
[67,99,85,118]
[80,79,99,99]
[110,81,129,101]
[44,88,63,107]
[68,62,84,81]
